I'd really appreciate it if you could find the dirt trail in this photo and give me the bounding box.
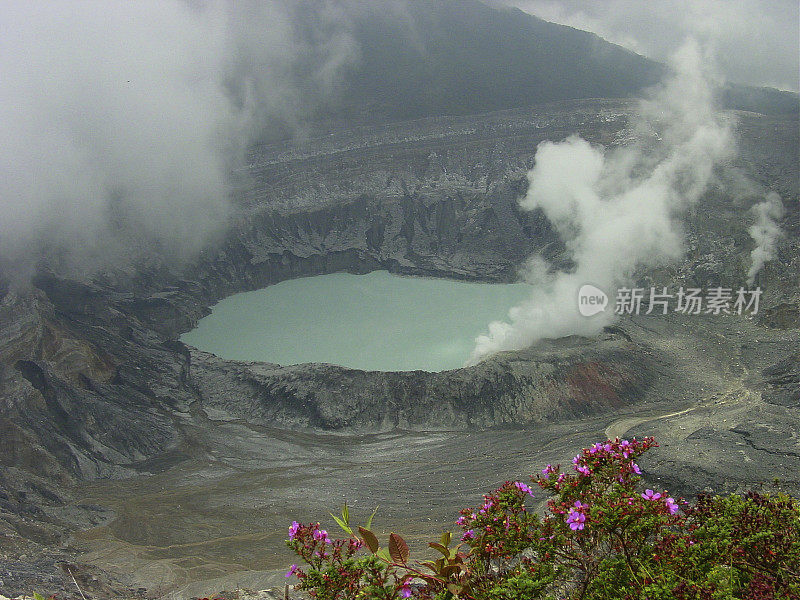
[604,405,699,440]
[604,380,759,441]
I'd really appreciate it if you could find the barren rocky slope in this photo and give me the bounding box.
[0,99,797,598]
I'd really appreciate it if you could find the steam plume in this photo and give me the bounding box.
[470,40,734,362]
[0,1,358,282]
[746,191,785,286]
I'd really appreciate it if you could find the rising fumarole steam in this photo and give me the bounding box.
[470,40,735,363]
[746,191,785,286]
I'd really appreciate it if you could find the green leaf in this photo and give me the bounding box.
[376,547,391,562]
[419,560,440,573]
[365,505,379,529]
[442,564,462,577]
[389,532,410,564]
[446,582,462,595]
[441,531,451,547]
[359,526,380,553]
[330,512,353,536]
[33,593,46,600]
[342,502,349,525]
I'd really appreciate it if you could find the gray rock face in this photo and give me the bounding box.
[0,99,797,598]
[190,334,655,431]
[762,352,800,407]
[188,100,636,305]
[0,284,186,481]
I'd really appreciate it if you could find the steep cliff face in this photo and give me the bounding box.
[188,100,635,303]
[190,335,654,431]
[0,285,185,481]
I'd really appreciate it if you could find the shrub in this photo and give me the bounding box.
[285,437,800,599]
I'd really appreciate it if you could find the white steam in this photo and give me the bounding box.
[746,191,785,286]
[0,1,358,280]
[470,40,735,362]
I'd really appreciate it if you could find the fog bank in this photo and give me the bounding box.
[0,1,359,281]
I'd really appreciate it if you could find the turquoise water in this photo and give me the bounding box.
[181,271,532,372]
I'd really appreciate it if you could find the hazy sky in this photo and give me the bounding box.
[492,0,799,92]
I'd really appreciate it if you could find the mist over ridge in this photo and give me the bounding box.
[2,0,794,285]
[491,0,800,94]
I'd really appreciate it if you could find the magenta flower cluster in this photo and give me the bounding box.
[566,501,588,530]
[283,436,738,600]
[641,489,680,514]
[513,481,534,496]
[570,440,644,482]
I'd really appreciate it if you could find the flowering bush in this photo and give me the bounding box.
[286,437,800,599]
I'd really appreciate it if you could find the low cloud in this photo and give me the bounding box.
[0,1,359,282]
[492,0,799,93]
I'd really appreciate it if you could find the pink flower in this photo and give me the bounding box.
[664,497,679,514]
[288,521,300,540]
[461,529,475,541]
[514,481,534,496]
[620,439,632,458]
[313,528,330,543]
[630,462,641,475]
[399,584,412,598]
[641,489,661,501]
[286,564,299,578]
[566,510,586,530]
[566,501,588,530]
